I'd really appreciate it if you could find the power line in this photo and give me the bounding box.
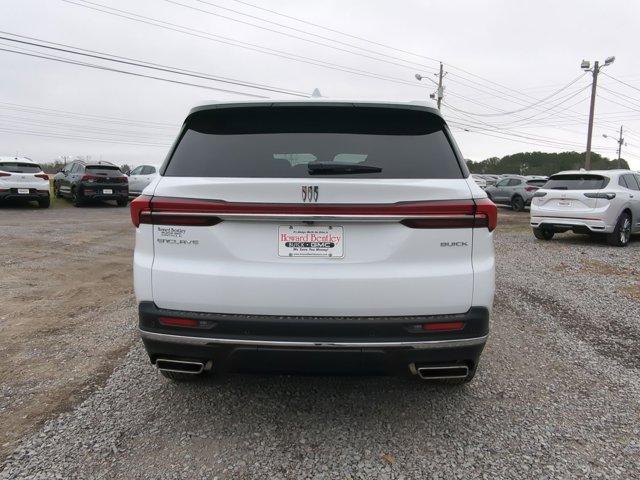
[59,0,434,89]
[0,102,179,129]
[0,126,172,147]
[0,32,308,97]
[0,44,270,98]
[601,72,640,94]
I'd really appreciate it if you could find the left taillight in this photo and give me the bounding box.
[130,194,151,227]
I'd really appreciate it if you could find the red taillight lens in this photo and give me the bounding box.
[81,174,99,182]
[130,194,151,227]
[158,316,199,328]
[525,186,538,192]
[422,321,465,332]
[35,173,49,181]
[0,172,11,177]
[474,198,497,232]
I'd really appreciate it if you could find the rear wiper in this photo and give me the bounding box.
[307,163,382,175]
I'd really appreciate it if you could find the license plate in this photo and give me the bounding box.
[278,225,344,258]
[558,200,572,207]
[103,189,113,194]
[17,188,29,194]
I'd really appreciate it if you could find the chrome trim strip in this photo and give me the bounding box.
[140,329,487,350]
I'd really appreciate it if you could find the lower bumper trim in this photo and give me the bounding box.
[139,329,488,350]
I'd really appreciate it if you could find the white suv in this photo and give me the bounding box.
[131,100,496,384]
[530,170,640,246]
[0,157,50,208]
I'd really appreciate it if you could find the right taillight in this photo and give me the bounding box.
[0,172,11,177]
[130,195,151,227]
[474,198,497,232]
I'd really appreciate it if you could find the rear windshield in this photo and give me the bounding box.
[543,174,608,190]
[526,179,547,187]
[0,162,41,173]
[163,107,464,179]
[85,165,120,172]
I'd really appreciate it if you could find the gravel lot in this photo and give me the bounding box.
[1,205,639,479]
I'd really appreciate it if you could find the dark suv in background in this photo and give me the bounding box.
[53,160,129,207]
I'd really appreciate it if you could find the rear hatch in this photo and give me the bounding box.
[143,105,488,316]
[533,174,609,215]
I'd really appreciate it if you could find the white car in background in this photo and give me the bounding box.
[530,170,640,246]
[471,174,487,189]
[0,156,50,208]
[128,164,159,197]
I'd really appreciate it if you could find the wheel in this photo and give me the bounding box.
[607,212,632,247]
[116,198,128,207]
[37,197,50,209]
[533,226,554,240]
[511,195,525,212]
[160,370,205,382]
[72,189,83,207]
[54,184,62,198]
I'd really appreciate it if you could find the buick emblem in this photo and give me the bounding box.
[302,186,319,202]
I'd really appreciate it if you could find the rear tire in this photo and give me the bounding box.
[607,212,632,247]
[54,184,62,198]
[37,197,50,209]
[511,195,525,212]
[533,226,554,240]
[72,189,83,207]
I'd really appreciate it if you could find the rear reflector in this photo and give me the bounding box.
[130,196,498,232]
[158,316,199,328]
[422,321,465,332]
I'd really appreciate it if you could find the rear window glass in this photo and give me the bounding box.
[526,179,547,187]
[0,162,41,173]
[164,107,464,179]
[86,165,120,172]
[543,174,608,190]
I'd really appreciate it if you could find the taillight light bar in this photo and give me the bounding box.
[0,172,11,177]
[35,173,49,181]
[525,186,538,192]
[130,196,497,232]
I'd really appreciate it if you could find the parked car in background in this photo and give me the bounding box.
[128,164,159,197]
[53,160,128,207]
[481,174,499,186]
[0,156,50,208]
[471,174,487,189]
[132,99,496,384]
[530,170,640,246]
[485,175,546,211]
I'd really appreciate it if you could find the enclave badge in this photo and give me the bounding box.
[302,185,319,202]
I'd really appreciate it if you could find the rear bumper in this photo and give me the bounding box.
[530,215,612,233]
[138,302,489,375]
[79,184,128,199]
[0,189,49,201]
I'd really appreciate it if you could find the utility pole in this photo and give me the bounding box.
[584,61,599,171]
[436,62,444,110]
[616,125,624,168]
[415,63,446,111]
[581,56,615,170]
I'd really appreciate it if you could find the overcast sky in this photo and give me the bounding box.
[1,0,639,169]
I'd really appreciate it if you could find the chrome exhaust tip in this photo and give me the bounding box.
[155,358,205,375]
[414,364,469,380]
